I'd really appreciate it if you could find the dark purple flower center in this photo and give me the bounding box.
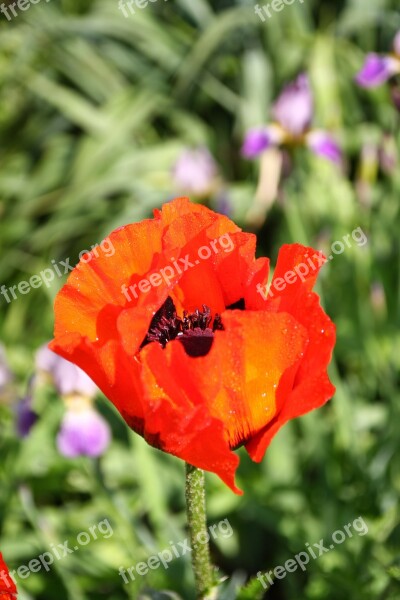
[141,296,244,357]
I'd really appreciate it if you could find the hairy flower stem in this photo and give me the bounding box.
[185,463,215,599]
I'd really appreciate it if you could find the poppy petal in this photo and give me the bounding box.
[262,245,336,388]
[50,334,146,421]
[140,341,241,493]
[245,246,336,462]
[246,371,335,462]
[0,552,17,598]
[139,309,308,491]
[53,218,164,342]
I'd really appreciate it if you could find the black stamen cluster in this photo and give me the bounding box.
[141,296,245,357]
[143,297,223,350]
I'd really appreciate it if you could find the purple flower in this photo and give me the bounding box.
[16,396,38,438]
[36,344,97,398]
[242,73,341,164]
[57,405,111,458]
[272,73,313,136]
[241,125,285,158]
[355,54,399,88]
[356,31,400,88]
[306,130,342,164]
[172,147,218,197]
[242,128,270,158]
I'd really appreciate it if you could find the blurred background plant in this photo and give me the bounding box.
[0,0,400,598]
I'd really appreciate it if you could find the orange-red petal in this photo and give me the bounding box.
[0,553,17,598]
[245,245,336,461]
[138,309,309,491]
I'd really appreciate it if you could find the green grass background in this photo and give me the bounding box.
[0,0,400,598]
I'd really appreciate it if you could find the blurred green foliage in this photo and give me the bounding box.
[0,0,400,598]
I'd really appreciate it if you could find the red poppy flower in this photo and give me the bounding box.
[50,198,335,494]
[0,553,17,599]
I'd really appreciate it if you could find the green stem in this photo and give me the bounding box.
[185,463,215,599]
